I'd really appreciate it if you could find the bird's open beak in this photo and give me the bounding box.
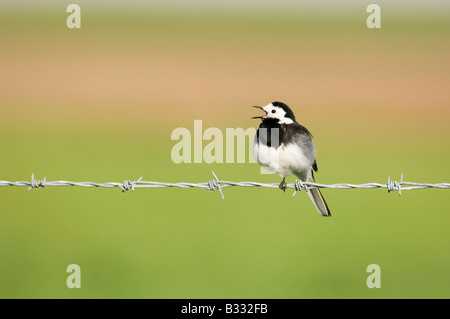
[251,106,267,119]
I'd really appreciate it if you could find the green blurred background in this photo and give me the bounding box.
[0,1,449,298]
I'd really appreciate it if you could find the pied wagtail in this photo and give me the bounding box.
[252,101,331,217]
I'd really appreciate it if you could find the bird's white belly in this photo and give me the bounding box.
[253,141,313,177]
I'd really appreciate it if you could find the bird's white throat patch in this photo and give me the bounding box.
[262,103,294,124]
[278,117,294,124]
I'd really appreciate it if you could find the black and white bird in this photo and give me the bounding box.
[252,101,331,217]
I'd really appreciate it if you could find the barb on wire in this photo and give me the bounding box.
[208,171,224,199]
[293,180,306,197]
[387,173,403,195]
[0,173,449,199]
[120,177,143,193]
[28,173,46,191]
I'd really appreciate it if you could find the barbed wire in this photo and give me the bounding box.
[0,172,449,199]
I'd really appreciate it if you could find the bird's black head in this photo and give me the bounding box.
[252,101,296,124]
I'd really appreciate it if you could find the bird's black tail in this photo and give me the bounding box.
[305,173,331,217]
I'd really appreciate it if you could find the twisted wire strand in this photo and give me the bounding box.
[1,172,449,199]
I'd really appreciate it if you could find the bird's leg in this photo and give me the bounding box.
[279,177,287,193]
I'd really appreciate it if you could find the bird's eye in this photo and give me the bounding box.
[271,110,276,114]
